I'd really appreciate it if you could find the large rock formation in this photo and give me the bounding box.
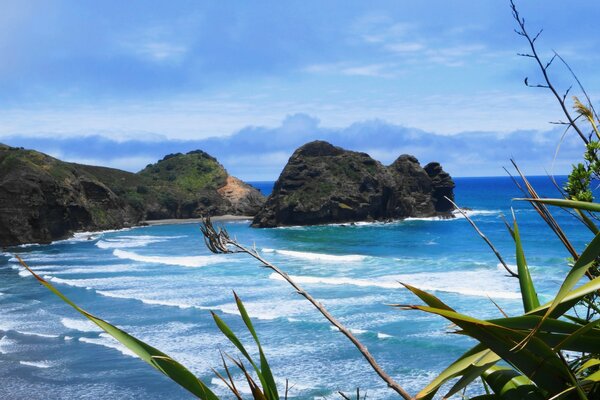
[252,141,454,227]
[0,145,264,246]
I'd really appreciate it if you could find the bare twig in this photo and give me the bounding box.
[510,0,589,144]
[200,217,413,400]
[554,52,600,122]
[445,197,518,277]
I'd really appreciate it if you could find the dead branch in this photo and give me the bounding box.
[200,217,412,400]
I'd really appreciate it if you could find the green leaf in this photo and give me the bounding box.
[233,292,279,400]
[16,256,218,400]
[415,344,489,399]
[527,231,600,339]
[212,306,275,400]
[554,319,600,351]
[482,366,544,400]
[528,276,600,318]
[443,350,500,399]
[519,198,600,213]
[407,303,575,396]
[400,282,455,311]
[513,214,540,312]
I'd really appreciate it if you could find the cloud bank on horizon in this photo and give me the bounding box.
[0,1,598,179]
[1,114,583,180]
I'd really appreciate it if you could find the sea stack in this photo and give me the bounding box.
[251,140,454,227]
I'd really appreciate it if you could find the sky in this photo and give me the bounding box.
[1,0,599,180]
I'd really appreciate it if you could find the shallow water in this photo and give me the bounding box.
[0,176,591,399]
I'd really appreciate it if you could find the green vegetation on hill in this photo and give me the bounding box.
[139,150,228,193]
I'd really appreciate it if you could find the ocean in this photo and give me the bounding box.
[0,176,591,399]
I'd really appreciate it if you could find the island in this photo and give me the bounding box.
[252,140,454,227]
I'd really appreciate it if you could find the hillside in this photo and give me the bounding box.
[0,145,264,246]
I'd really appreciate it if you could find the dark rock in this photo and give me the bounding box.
[252,140,454,227]
[424,162,455,212]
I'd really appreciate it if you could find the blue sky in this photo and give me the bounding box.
[1,1,599,180]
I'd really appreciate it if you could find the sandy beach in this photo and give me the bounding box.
[143,215,253,226]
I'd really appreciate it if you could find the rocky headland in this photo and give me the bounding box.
[0,144,264,246]
[252,141,454,227]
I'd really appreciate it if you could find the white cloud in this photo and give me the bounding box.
[136,41,187,62]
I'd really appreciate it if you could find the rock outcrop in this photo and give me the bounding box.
[0,145,264,246]
[252,141,454,227]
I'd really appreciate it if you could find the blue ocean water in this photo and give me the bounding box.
[0,176,592,399]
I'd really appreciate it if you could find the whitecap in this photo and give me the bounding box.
[19,360,53,369]
[261,248,367,262]
[95,290,203,310]
[113,249,225,268]
[349,328,367,335]
[377,332,392,339]
[213,299,312,320]
[269,269,521,299]
[61,318,101,333]
[17,331,60,339]
[96,235,184,250]
[0,336,17,354]
[79,333,136,358]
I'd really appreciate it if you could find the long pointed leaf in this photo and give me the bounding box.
[482,366,544,400]
[513,213,540,312]
[234,292,279,400]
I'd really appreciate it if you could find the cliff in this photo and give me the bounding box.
[252,141,454,227]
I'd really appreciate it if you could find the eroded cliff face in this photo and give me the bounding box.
[252,141,455,228]
[0,145,264,246]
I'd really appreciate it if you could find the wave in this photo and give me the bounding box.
[377,332,392,339]
[61,318,101,333]
[17,331,61,339]
[214,299,311,320]
[79,333,136,358]
[262,248,368,262]
[113,249,226,268]
[95,290,204,310]
[0,335,16,354]
[96,235,184,250]
[269,269,521,299]
[19,360,53,369]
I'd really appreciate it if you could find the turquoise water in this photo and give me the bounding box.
[0,177,591,399]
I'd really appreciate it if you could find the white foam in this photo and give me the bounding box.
[46,264,140,275]
[0,336,17,354]
[61,318,101,333]
[113,249,225,268]
[214,299,312,320]
[261,248,367,262]
[349,328,367,335]
[18,269,33,278]
[96,235,184,250]
[79,333,136,358]
[269,269,521,299]
[377,332,392,339]
[96,290,202,310]
[17,331,60,339]
[19,360,53,369]
[48,276,93,290]
[330,326,367,335]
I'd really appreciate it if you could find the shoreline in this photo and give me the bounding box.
[143,215,253,226]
